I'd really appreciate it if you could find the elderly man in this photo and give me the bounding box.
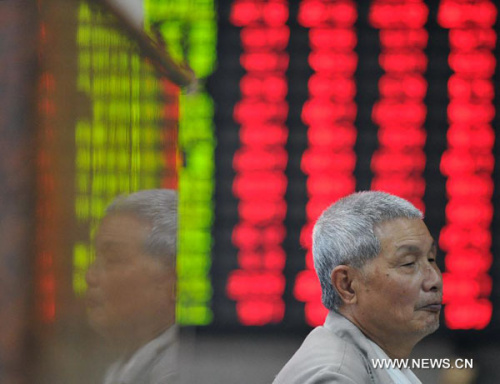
[274,191,442,384]
[85,189,178,384]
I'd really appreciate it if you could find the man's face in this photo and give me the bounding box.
[85,213,173,338]
[353,218,442,343]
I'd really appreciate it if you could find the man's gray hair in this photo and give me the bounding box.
[312,191,423,311]
[106,189,177,264]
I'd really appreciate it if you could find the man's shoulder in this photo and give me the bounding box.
[273,325,372,384]
[149,330,179,384]
[104,327,179,384]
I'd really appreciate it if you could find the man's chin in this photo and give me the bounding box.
[420,316,440,337]
[87,309,109,334]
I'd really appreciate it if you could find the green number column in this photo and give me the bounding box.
[74,3,167,295]
[145,0,217,325]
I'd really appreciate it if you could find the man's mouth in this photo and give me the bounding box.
[418,302,442,312]
[85,295,103,308]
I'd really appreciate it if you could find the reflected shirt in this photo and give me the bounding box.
[103,326,179,384]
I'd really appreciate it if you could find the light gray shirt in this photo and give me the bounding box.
[273,311,407,384]
[367,338,421,384]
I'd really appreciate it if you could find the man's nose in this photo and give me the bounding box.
[85,261,100,287]
[422,261,442,293]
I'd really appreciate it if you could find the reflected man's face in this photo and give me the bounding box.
[85,213,173,338]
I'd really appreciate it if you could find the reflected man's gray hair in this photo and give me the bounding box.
[106,189,177,265]
[312,191,423,311]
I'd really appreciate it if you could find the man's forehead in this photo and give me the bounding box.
[95,238,127,250]
[395,241,437,254]
[96,213,150,244]
[374,217,432,246]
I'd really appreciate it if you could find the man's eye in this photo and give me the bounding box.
[402,262,415,267]
[428,258,436,263]
[105,256,121,265]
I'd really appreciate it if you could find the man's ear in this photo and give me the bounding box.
[154,264,176,294]
[331,265,358,306]
[167,268,177,301]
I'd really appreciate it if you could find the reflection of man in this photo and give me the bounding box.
[85,189,178,384]
[274,191,443,384]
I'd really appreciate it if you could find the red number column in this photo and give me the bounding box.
[369,0,428,212]
[37,15,57,324]
[226,0,289,325]
[438,0,496,329]
[293,0,358,327]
